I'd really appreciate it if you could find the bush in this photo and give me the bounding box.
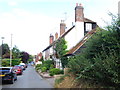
[49,68,64,76]
[35,64,42,71]
[41,67,47,72]
[42,60,54,70]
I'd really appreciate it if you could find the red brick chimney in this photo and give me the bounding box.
[55,32,58,40]
[75,3,84,22]
[49,34,54,45]
[60,20,66,36]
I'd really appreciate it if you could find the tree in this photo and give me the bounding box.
[54,38,68,68]
[12,45,21,59]
[20,52,29,63]
[0,43,10,58]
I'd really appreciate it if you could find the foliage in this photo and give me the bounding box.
[35,64,42,71]
[0,43,10,58]
[20,52,29,63]
[12,45,21,59]
[28,55,33,62]
[49,68,64,76]
[54,38,68,68]
[55,75,66,84]
[41,67,47,72]
[42,60,54,70]
[68,15,120,88]
[35,60,54,72]
[2,59,21,66]
[2,60,10,67]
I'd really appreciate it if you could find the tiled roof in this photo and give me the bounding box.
[84,18,96,23]
[42,25,75,52]
[67,28,97,54]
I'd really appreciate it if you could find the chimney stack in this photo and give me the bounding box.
[49,34,54,45]
[118,1,120,18]
[60,20,66,36]
[55,32,58,40]
[75,3,84,22]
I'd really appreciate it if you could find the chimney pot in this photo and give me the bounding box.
[79,3,82,6]
[76,3,78,6]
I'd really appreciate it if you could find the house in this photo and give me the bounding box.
[42,3,98,69]
[35,52,42,65]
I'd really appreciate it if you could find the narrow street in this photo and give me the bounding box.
[1,65,53,88]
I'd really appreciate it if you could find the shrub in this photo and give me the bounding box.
[41,67,47,72]
[49,68,63,76]
[35,64,42,71]
[42,60,54,70]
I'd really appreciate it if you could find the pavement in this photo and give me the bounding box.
[37,71,55,87]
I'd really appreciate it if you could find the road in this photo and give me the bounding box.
[1,65,53,88]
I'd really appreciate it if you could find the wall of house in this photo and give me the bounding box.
[45,49,50,60]
[65,22,84,50]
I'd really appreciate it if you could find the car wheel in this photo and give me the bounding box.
[9,78,14,84]
[20,73,22,75]
[15,76,17,81]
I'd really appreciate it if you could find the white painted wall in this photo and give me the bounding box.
[65,22,84,50]
[50,46,53,55]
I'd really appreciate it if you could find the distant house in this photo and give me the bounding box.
[35,52,42,65]
[42,3,98,69]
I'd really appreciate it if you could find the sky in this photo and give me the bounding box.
[0,0,119,55]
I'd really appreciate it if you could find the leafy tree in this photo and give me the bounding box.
[12,45,21,59]
[0,43,10,58]
[28,55,33,62]
[54,38,68,68]
[20,52,29,63]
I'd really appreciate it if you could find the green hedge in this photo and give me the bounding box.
[49,68,63,76]
[2,59,21,67]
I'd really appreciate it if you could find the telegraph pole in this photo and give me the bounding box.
[10,34,12,67]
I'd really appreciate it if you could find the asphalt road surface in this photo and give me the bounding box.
[1,65,53,89]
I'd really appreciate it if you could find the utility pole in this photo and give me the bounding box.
[10,34,12,67]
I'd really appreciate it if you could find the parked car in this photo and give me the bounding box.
[13,65,23,75]
[0,67,17,84]
[17,65,25,70]
[19,63,27,70]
